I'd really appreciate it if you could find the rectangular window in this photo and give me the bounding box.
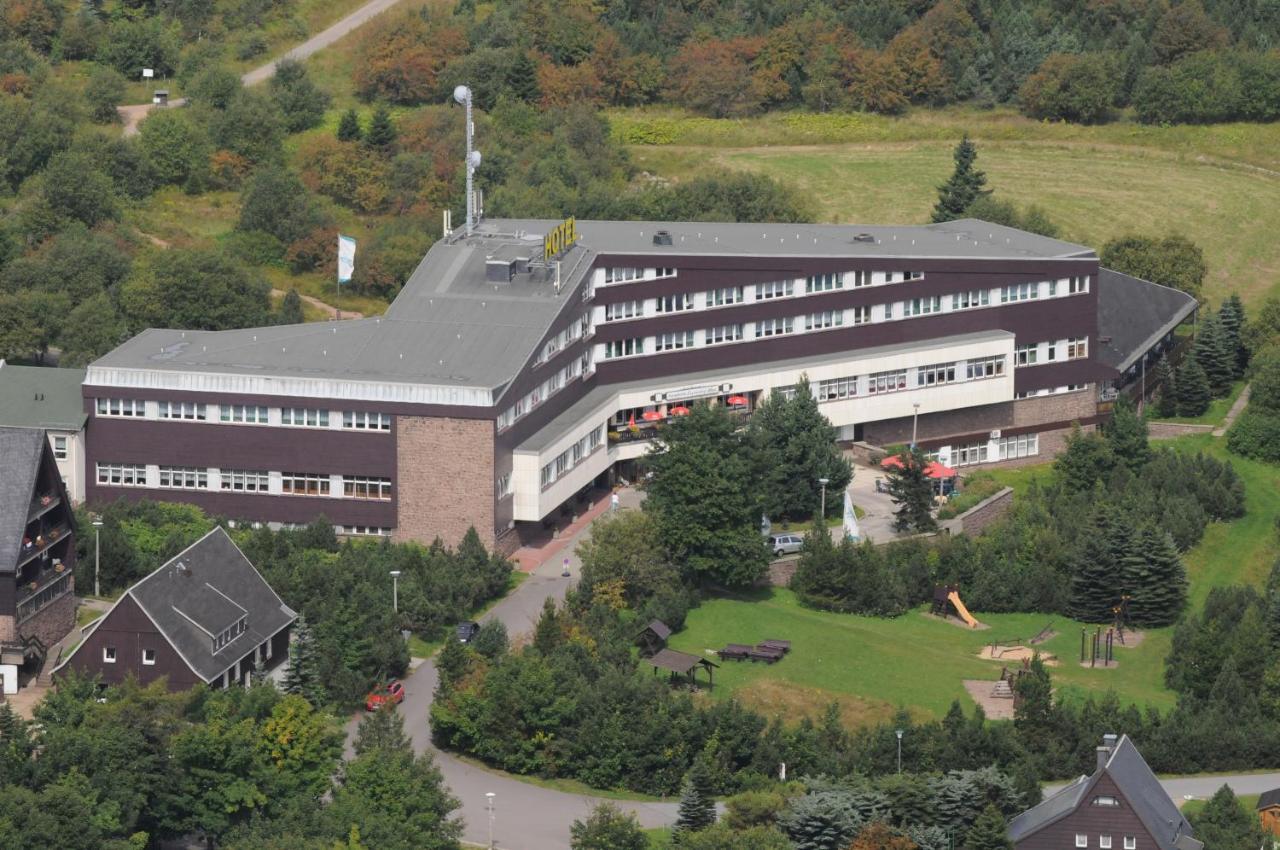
[52,435,67,460]
[343,476,392,500]
[851,306,872,325]
[588,426,603,451]
[997,433,1039,460]
[281,408,329,427]
[1001,282,1039,303]
[805,272,843,293]
[603,338,643,359]
[220,404,268,424]
[1076,836,1088,849]
[805,310,843,331]
[1100,837,1112,850]
[966,356,1006,379]
[282,473,331,497]
[955,442,990,466]
[603,267,642,284]
[1015,344,1039,366]
[655,331,695,352]
[755,280,794,300]
[868,370,908,394]
[706,286,744,307]
[1048,279,1058,297]
[159,401,207,421]
[1068,336,1088,359]
[705,324,744,345]
[96,398,144,418]
[1069,275,1090,294]
[904,296,941,316]
[817,376,858,402]
[917,362,957,387]
[604,300,642,321]
[158,466,208,490]
[343,411,392,431]
[952,290,990,310]
[851,270,871,287]
[97,463,147,487]
[142,648,156,666]
[1124,838,1135,850]
[340,525,392,537]
[220,469,270,493]
[1046,342,1057,362]
[904,270,924,280]
[655,293,695,313]
[496,472,512,498]
[655,267,676,279]
[884,302,896,320]
[755,317,794,338]
[103,647,116,663]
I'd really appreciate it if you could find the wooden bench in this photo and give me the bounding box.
[748,645,785,663]
[760,639,791,654]
[717,644,753,661]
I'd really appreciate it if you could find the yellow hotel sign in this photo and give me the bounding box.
[543,217,578,260]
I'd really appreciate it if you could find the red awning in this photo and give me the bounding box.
[727,395,749,406]
[670,405,690,416]
[642,410,663,421]
[880,455,956,479]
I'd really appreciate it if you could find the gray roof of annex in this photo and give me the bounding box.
[88,218,1093,397]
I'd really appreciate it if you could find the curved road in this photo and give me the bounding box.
[120,0,407,134]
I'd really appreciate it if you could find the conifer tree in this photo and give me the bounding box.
[1127,527,1187,627]
[1153,356,1177,418]
[1068,503,1123,622]
[365,106,397,151]
[1193,312,1234,396]
[1054,424,1115,491]
[532,596,562,654]
[1218,293,1247,376]
[932,135,990,223]
[436,633,471,689]
[885,448,937,534]
[282,614,325,706]
[674,757,717,834]
[336,108,362,142]
[1176,356,1211,416]
[277,288,304,325]
[1187,785,1266,850]
[963,804,1013,850]
[1105,394,1150,472]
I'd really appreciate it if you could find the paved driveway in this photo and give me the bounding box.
[846,460,899,542]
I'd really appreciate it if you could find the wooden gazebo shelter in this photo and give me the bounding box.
[647,648,718,689]
[635,619,672,657]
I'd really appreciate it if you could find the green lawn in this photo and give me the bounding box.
[669,588,1175,725]
[644,827,673,848]
[616,106,1280,309]
[1181,793,1259,817]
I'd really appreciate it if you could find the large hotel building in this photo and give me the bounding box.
[83,218,1194,551]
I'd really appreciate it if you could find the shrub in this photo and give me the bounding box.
[1226,408,1280,464]
[1018,53,1118,124]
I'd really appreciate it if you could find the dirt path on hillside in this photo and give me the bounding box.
[271,288,361,319]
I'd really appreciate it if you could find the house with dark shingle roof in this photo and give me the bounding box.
[0,426,78,694]
[1258,788,1280,837]
[1010,734,1202,850]
[54,526,295,691]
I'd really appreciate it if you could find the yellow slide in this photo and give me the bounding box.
[947,591,981,629]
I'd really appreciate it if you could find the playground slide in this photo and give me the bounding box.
[947,591,981,628]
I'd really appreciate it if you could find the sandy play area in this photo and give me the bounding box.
[977,645,1059,666]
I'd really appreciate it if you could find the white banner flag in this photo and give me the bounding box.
[337,235,356,283]
[843,489,860,542]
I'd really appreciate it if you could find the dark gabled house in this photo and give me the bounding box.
[1010,734,1202,850]
[55,527,295,691]
[1258,788,1280,838]
[0,426,77,693]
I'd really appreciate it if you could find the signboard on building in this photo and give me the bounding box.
[653,383,732,403]
[543,217,577,260]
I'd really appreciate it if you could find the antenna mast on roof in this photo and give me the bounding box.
[453,85,482,237]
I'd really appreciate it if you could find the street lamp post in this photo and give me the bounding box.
[818,478,830,522]
[92,518,103,598]
[389,570,401,613]
[911,403,921,449]
[486,791,496,849]
[896,728,904,774]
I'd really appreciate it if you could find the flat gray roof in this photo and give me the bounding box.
[516,330,1013,453]
[0,363,87,431]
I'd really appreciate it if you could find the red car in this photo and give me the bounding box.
[364,680,405,712]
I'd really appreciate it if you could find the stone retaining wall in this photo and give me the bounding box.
[1147,422,1215,440]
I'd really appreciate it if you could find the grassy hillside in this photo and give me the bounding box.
[614,107,1280,308]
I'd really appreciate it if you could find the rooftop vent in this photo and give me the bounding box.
[486,257,516,284]
[653,230,673,246]
[852,233,876,243]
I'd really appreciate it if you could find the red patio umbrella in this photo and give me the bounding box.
[670,405,691,416]
[727,395,749,406]
[641,410,663,422]
[880,455,905,470]
[924,461,957,479]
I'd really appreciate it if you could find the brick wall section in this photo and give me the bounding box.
[864,387,1097,447]
[954,488,1014,535]
[20,587,74,650]
[1148,422,1214,440]
[0,615,13,643]
[395,416,495,549]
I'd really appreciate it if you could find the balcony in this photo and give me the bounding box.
[608,426,660,446]
[17,523,71,570]
[27,493,61,524]
[17,568,72,623]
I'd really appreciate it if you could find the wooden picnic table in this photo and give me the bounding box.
[748,645,785,663]
[717,643,753,661]
[760,639,791,653]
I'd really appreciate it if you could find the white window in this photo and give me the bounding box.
[954,442,990,466]
[952,290,990,310]
[817,376,858,402]
[282,473,331,497]
[868,370,908,394]
[158,466,208,489]
[997,433,1039,460]
[588,426,603,451]
[339,525,392,537]
[1046,342,1058,362]
[883,302,896,319]
[1100,838,1112,850]
[654,331,695,352]
[805,272,843,293]
[343,476,392,500]
[756,280,794,300]
[1001,282,1039,303]
[655,267,676,279]
[97,463,147,487]
[1069,275,1090,294]
[604,338,643,359]
[281,408,329,427]
[96,398,144,417]
[159,401,207,421]
[51,435,67,460]
[655,293,695,313]
[142,648,156,666]
[1124,838,1136,850]
[604,300,642,321]
[1048,279,1058,297]
[706,286,744,306]
[904,296,941,316]
[603,267,642,284]
[1076,836,1088,849]
[851,306,872,325]
[103,647,117,664]
[1068,336,1088,359]
[851,270,871,287]
[706,324,744,345]
[917,362,956,386]
[805,310,843,331]
[903,270,924,280]
[220,404,268,424]
[1015,344,1039,366]
[966,356,1005,379]
[755,317,794,338]
[343,411,392,431]
[220,469,270,493]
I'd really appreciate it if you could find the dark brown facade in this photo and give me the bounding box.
[1015,774,1157,850]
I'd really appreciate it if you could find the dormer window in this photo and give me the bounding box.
[213,616,247,652]
[1092,796,1120,807]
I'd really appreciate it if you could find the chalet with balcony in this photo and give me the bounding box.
[1010,734,1202,850]
[54,527,295,691]
[0,426,77,693]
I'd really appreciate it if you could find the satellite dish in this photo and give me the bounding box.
[468,150,482,169]
[453,85,471,105]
